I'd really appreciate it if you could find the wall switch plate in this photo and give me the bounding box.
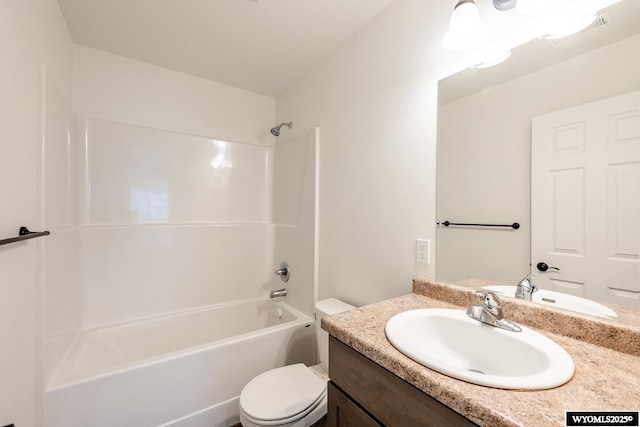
[416,239,430,264]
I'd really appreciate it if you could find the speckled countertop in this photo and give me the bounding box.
[456,277,640,330]
[322,279,640,427]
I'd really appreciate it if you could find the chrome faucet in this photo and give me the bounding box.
[466,290,522,332]
[270,288,287,298]
[515,274,537,301]
[274,261,290,282]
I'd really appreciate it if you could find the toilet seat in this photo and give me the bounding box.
[240,364,326,425]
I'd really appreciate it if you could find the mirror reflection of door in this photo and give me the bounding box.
[531,90,640,307]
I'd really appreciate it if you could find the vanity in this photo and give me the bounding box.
[327,335,477,426]
[322,278,640,427]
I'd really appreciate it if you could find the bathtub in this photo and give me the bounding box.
[46,298,315,427]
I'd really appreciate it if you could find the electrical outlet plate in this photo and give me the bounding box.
[416,239,430,264]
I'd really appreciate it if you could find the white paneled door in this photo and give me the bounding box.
[531,90,640,308]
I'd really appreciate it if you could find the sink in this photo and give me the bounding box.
[483,285,617,319]
[385,308,574,390]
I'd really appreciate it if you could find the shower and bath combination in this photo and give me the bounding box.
[270,121,292,136]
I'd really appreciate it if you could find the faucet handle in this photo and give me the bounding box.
[517,274,538,293]
[475,290,501,309]
[274,261,290,282]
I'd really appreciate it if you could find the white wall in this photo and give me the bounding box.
[40,68,81,397]
[276,0,459,306]
[75,122,320,329]
[437,34,640,285]
[0,1,74,426]
[72,45,276,146]
[0,0,540,424]
[70,48,281,328]
[272,129,319,317]
[80,119,271,225]
[77,118,276,328]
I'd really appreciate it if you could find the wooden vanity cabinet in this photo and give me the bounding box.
[327,336,478,427]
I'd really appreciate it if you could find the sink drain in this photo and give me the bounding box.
[468,368,485,375]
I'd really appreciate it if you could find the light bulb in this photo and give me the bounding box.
[442,1,489,51]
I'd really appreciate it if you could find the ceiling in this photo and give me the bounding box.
[57,0,395,97]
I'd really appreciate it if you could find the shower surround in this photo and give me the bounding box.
[78,118,275,328]
[45,116,319,426]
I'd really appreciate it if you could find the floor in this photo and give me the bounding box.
[232,415,327,427]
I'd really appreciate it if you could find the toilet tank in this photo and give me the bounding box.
[315,298,355,370]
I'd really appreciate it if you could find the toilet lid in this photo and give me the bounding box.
[240,364,326,422]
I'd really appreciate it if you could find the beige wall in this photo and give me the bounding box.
[276,0,461,306]
[0,0,74,425]
[437,34,640,285]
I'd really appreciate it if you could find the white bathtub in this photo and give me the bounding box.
[46,298,315,427]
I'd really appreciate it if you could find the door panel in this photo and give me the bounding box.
[532,90,640,308]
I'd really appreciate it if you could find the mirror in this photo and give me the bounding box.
[436,0,640,326]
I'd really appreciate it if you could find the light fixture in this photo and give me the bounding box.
[544,11,597,39]
[442,0,608,68]
[516,0,561,15]
[442,0,489,51]
[493,0,517,11]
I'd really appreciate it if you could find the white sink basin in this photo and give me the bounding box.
[483,286,617,319]
[385,308,574,390]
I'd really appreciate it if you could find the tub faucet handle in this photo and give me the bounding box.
[274,261,290,282]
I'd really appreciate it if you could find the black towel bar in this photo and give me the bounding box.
[0,227,50,246]
[438,221,520,230]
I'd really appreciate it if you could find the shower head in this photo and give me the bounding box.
[270,121,292,137]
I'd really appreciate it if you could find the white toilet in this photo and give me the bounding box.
[239,298,354,427]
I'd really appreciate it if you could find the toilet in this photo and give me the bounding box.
[239,298,355,427]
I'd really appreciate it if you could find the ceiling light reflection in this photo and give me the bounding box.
[475,49,512,68]
[543,11,598,39]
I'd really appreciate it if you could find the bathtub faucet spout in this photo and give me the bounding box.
[270,288,287,298]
